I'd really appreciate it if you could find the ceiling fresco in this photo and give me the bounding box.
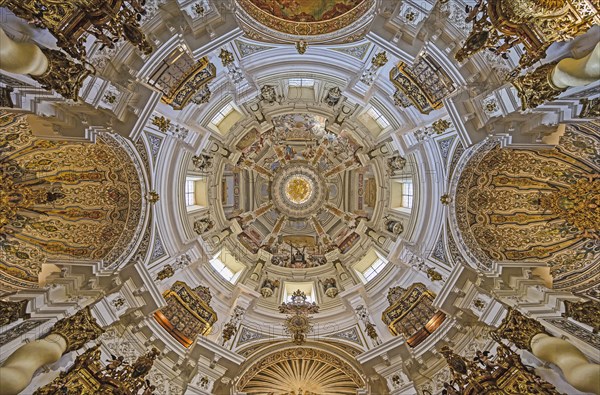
[236,0,375,37]
[247,0,365,22]
[210,113,380,269]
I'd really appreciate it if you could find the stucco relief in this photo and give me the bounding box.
[0,111,144,291]
[454,121,599,291]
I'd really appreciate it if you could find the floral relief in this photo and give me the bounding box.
[454,121,599,292]
[0,112,143,291]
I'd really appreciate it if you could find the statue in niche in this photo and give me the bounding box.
[259,85,279,104]
[324,86,342,107]
[322,278,338,298]
[387,155,406,172]
[290,245,306,268]
[193,217,214,235]
[260,278,280,298]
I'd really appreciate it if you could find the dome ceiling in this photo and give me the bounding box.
[2,0,598,394]
[214,113,382,269]
[234,0,376,43]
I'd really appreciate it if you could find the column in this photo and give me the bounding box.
[495,307,600,394]
[0,28,48,75]
[552,41,600,88]
[0,306,103,395]
[513,41,600,110]
[0,300,29,326]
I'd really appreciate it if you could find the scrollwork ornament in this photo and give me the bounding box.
[218,48,235,66]
[295,40,308,54]
[151,116,171,133]
[0,300,29,326]
[578,98,600,118]
[494,307,548,351]
[193,216,214,235]
[563,300,600,333]
[512,62,566,110]
[372,51,388,67]
[49,306,104,353]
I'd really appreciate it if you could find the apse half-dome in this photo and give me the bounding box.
[234,0,377,43]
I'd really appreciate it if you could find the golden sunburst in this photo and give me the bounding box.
[285,175,313,204]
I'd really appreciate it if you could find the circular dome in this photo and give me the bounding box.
[272,162,326,219]
[202,113,390,269]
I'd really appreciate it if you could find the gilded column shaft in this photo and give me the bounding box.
[0,307,103,395]
[495,307,600,394]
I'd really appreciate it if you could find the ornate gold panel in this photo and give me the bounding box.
[454,121,599,292]
[154,281,217,347]
[0,112,143,292]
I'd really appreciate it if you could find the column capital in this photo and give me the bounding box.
[30,49,92,100]
[49,306,104,353]
[494,307,548,351]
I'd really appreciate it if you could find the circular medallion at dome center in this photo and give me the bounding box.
[285,175,313,204]
[271,162,326,219]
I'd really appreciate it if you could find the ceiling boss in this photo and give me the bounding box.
[285,175,314,205]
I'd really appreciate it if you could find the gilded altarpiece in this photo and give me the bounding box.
[389,55,456,114]
[0,112,143,291]
[154,281,217,348]
[381,283,446,347]
[454,122,599,293]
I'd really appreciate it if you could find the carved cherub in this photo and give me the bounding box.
[106,354,126,370]
[474,350,497,372]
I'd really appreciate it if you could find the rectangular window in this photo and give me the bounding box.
[210,249,243,284]
[210,258,236,282]
[367,107,390,128]
[282,282,316,303]
[288,78,315,88]
[185,180,196,206]
[211,103,234,125]
[362,258,386,281]
[401,181,414,208]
